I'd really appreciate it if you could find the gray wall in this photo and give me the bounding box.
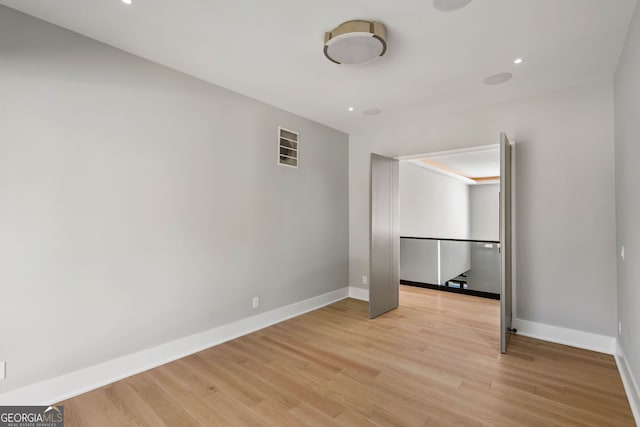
[614,1,640,390]
[350,80,617,337]
[0,6,348,394]
[399,162,470,239]
[470,184,500,242]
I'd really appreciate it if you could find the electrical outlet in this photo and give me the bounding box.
[0,361,5,380]
[252,297,259,309]
[621,246,625,261]
[619,321,622,335]
[362,275,368,285]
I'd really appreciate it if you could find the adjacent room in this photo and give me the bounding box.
[399,146,501,299]
[1,0,639,425]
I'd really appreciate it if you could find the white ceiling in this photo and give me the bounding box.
[1,0,636,132]
[429,147,500,178]
[406,145,500,185]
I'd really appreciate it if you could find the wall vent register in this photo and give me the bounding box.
[278,127,299,168]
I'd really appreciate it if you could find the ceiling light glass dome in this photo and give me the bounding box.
[324,20,387,65]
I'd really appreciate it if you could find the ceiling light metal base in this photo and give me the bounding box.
[324,20,387,65]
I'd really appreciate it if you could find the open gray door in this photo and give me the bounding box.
[500,133,513,353]
[369,153,399,319]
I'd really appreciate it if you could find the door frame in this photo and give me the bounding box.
[500,133,514,353]
[369,142,516,351]
[395,144,501,161]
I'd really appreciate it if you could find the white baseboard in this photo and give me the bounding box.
[616,341,640,425]
[514,318,640,422]
[512,318,616,355]
[348,286,369,301]
[0,287,349,406]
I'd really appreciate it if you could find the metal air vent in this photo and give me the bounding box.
[278,127,299,168]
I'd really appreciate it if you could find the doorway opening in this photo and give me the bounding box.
[369,135,514,352]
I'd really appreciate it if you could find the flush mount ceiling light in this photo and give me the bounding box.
[324,20,387,65]
[121,0,132,4]
[484,72,512,85]
[433,0,472,12]
[513,58,524,64]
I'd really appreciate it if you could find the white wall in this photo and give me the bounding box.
[398,163,470,285]
[350,80,617,337]
[399,162,470,239]
[614,0,640,397]
[0,6,348,394]
[470,184,500,241]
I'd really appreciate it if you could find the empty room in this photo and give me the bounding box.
[1,0,639,426]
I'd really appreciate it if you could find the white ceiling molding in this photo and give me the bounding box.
[402,143,501,185]
[408,159,476,185]
[396,144,499,161]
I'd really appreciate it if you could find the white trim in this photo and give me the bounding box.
[512,318,616,354]
[615,341,640,425]
[395,143,500,162]
[348,286,369,301]
[0,287,349,406]
[473,179,500,185]
[408,159,476,185]
[511,141,517,320]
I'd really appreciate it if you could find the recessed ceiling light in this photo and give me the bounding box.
[363,108,382,116]
[348,107,355,111]
[513,58,524,65]
[121,0,132,4]
[433,0,472,12]
[484,72,512,85]
[324,20,387,65]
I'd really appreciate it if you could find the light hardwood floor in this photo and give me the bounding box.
[60,286,635,426]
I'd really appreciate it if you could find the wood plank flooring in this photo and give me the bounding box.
[59,286,635,426]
